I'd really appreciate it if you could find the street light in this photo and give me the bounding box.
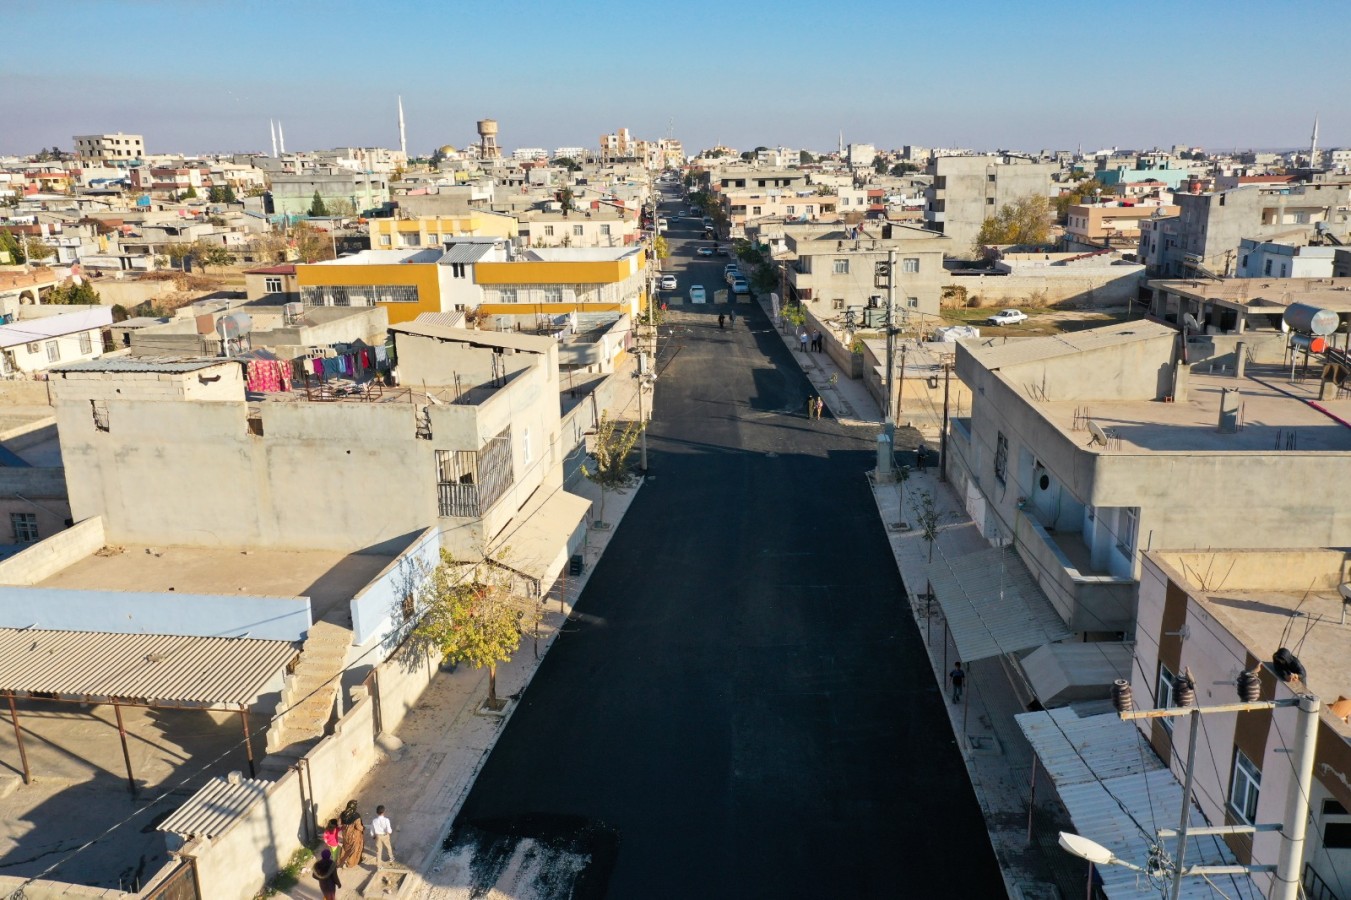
[1058,832,1145,873]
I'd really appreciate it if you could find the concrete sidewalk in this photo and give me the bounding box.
[277,477,644,900]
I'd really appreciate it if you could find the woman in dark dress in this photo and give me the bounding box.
[337,800,365,868]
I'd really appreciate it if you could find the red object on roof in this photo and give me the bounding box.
[244,265,297,275]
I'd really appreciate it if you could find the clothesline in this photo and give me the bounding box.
[243,345,394,394]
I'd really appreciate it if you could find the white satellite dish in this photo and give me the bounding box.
[1088,420,1109,447]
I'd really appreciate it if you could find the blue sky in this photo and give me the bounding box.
[3,0,1346,157]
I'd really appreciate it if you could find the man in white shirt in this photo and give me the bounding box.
[371,805,395,864]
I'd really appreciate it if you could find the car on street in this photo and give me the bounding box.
[986,309,1029,326]
[660,274,677,291]
[689,285,707,304]
[723,267,741,285]
[731,277,750,295]
[715,246,731,256]
[697,247,714,257]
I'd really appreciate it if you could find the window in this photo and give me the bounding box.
[600,224,611,236]
[1156,664,1177,732]
[78,332,92,354]
[1264,258,1273,276]
[1280,263,1287,277]
[45,341,59,363]
[544,225,555,237]
[1229,749,1261,825]
[752,206,761,216]
[902,257,919,273]
[379,235,391,246]
[403,232,421,247]
[1118,507,1139,556]
[994,432,1008,484]
[522,427,532,464]
[832,298,844,310]
[987,197,996,205]
[10,513,37,544]
[265,276,283,293]
[786,206,796,215]
[498,288,518,304]
[543,287,563,304]
[451,263,466,278]
[833,259,850,274]
[987,173,996,183]
[907,297,918,308]
[573,224,584,236]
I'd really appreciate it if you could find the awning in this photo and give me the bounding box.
[0,629,298,708]
[489,491,591,584]
[924,546,1073,662]
[1020,642,1133,708]
[1016,708,1261,899]
[158,773,274,838]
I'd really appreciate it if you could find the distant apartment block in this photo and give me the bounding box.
[924,155,1059,254]
[784,222,952,318]
[1064,202,1178,248]
[269,169,391,217]
[369,212,519,249]
[73,132,144,163]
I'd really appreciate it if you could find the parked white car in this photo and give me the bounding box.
[689,285,707,304]
[986,309,1029,326]
[660,274,678,291]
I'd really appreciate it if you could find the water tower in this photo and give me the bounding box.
[476,119,501,160]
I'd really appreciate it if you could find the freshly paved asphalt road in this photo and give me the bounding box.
[442,196,1004,898]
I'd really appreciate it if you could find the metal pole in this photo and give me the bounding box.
[1027,755,1038,844]
[884,249,897,426]
[925,581,933,646]
[638,366,648,474]
[1273,694,1321,900]
[113,701,136,795]
[1168,709,1201,900]
[240,707,257,779]
[7,693,30,785]
[897,344,908,418]
[940,363,951,483]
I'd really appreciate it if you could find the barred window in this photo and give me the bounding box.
[498,289,519,304]
[994,432,1008,485]
[302,284,419,307]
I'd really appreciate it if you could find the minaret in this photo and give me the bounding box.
[270,120,278,158]
[1310,113,1320,168]
[839,130,844,157]
[278,121,286,155]
[398,96,407,159]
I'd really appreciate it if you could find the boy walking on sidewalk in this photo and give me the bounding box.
[372,805,395,865]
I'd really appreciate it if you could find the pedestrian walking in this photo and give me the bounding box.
[810,329,821,352]
[312,849,341,900]
[336,800,364,868]
[806,395,817,419]
[729,307,737,325]
[815,396,825,420]
[372,804,396,865]
[949,661,966,704]
[322,818,341,852]
[799,330,809,352]
[718,313,725,329]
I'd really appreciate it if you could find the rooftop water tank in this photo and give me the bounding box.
[1283,303,1339,336]
[216,312,252,341]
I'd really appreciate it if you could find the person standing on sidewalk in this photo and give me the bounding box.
[312,849,341,900]
[814,396,825,420]
[718,312,725,329]
[372,805,396,865]
[949,661,966,704]
[799,330,809,352]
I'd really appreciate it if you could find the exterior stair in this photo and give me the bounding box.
[265,620,351,754]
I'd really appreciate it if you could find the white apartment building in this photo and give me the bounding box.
[73,133,145,163]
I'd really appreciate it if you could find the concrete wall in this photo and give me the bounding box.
[0,584,311,639]
[0,516,105,585]
[180,641,440,900]
[942,265,1143,309]
[91,280,172,308]
[350,527,440,646]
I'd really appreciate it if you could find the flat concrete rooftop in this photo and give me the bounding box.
[37,545,395,619]
[1199,589,1351,739]
[1040,364,1351,453]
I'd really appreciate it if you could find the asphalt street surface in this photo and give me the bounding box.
[441,191,1004,898]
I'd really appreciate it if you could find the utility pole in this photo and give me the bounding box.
[939,361,952,483]
[880,249,897,431]
[897,344,908,418]
[637,352,652,473]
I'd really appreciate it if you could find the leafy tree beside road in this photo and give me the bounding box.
[974,195,1053,251]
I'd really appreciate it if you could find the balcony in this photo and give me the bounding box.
[1014,510,1136,635]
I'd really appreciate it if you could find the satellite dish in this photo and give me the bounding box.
[1182,313,1201,331]
[1088,421,1109,447]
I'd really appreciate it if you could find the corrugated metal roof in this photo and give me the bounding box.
[158,774,274,837]
[0,307,114,349]
[1017,709,1261,899]
[53,357,229,374]
[413,311,467,329]
[439,243,497,264]
[964,321,1174,371]
[0,629,297,706]
[924,545,1073,661]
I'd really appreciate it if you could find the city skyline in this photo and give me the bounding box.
[3,0,1349,157]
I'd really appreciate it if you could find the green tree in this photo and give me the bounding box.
[582,410,640,528]
[910,489,944,563]
[308,191,329,217]
[552,157,582,172]
[557,186,575,216]
[890,162,919,176]
[191,241,233,274]
[974,195,1053,251]
[800,150,815,165]
[412,552,526,709]
[163,243,193,271]
[0,231,24,265]
[46,279,100,305]
[872,157,888,174]
[291,221,335,263]
[182,185,198,200]
[429,148,446,170]
[740,151,754,162]
[653,235,670,260]
[208,185,238,204]
[22,237,54,264]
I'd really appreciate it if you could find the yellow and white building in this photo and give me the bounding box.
[368,212,519,250]
[295,241,648,327]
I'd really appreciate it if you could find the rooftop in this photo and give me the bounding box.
[1151,277,1351,313]
[36,545,395,621]
[1039,364,1351,453]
